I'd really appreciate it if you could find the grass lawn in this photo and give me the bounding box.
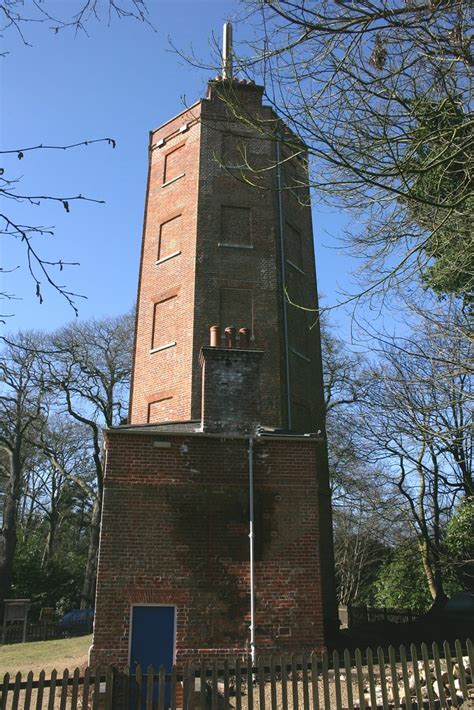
[0,634,92,677]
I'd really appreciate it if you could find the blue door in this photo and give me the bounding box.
[130,605,176,706]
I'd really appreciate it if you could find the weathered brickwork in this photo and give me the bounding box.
[92,76,338,671]
[200,346,264,433]
[129,80,326,434]
[129,103,203,425]
[90,432,326,668]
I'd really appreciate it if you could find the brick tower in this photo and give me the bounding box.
[129,60,325,433]
[91,27,336,671]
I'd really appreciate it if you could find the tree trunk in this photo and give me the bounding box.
[41,525,56,569]
[80,497,101,609]
[418,538,447,606]
[0,451,21,620]
[41,504,59,569]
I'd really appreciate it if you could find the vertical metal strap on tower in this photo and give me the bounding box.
[222,22,233,80]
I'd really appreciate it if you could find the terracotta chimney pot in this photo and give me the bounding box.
[210,325,220,347]
[239,328,251,348]
[224,326,236,348]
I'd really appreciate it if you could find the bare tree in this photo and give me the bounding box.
[1,0,152,316]
[2,312,133,608]
[334,504,389,606]
[202,0,473,306]
[321,321,371,506]
[1,140,115,316]
[39,312,134,607]
[320,321,399,603]
[0,332,45,615]
[25,418,94,569]
[1,0,150,42]
[360,304,472,604]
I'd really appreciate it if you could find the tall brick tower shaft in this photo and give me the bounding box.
[129,77,326,433]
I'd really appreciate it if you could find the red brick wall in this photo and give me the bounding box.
[90,431,326,668]
[129,103,203,425]
[129,80,327,435]
[200,346,263,433]
[124,81,338,659]
[192,86,285,428]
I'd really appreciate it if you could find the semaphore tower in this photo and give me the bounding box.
[91,25,337,672]
[129,23,325,434]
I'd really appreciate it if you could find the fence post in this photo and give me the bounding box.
[158,665,165,710]
[211,660,218,710]
[188,662,196,710]
[1,673,10,708]
[258,656,266,710]
[105,667,114,710]
[302,654,309,710]
[291,653,298,710]
[200,660,207,710]
[280,655,288,710]
[111,668,129,710]
[224,660,230,710]
[182,662,188,710]
[270,655,277,710]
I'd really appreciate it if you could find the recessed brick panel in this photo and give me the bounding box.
[222,133,247,168]
[286,221,303,269]
[164,144,185,183]
[291,398,312,432]
[158,214,182,259]
[148,397,174,423]
[152,296,177,349]
[221,205,252,246]
[288,302,309,356]
[283,161,297,191]
[285,266,306,305]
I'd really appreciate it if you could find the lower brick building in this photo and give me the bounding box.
[90,338,336,670]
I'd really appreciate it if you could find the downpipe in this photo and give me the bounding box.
[248,435,256,667]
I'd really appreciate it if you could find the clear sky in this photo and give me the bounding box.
[1,0,357,336]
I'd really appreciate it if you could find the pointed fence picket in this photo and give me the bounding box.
[0,638,472,709]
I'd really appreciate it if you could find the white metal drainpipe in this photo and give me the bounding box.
[248,435,256,666]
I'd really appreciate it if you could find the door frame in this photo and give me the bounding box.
[128,603,177,667]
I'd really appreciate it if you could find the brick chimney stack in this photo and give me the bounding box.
[199,326,263,434]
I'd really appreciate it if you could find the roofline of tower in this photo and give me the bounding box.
[150,99,201,135]
[205,80,308,151]
[149,89,308,153]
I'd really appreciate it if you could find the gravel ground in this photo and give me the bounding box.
[236,676,355,710]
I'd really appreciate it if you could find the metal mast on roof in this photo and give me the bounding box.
[222,22,233,79]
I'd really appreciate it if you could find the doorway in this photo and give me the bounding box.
[129,605,176,706]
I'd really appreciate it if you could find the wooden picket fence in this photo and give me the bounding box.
[1,638,473,710]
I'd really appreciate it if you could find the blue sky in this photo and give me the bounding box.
[1,0,357,336]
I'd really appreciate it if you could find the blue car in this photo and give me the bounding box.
[58,608,94,636]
